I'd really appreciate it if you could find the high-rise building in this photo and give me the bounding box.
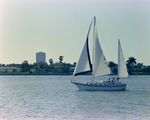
[36,52,46,63]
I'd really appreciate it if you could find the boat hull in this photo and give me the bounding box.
[71,81,127,91]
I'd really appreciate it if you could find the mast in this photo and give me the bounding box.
[118,39,120,77]
[92,16,96,82]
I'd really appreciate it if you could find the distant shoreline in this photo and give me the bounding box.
[0,73,73,75]
[0,73,150,75]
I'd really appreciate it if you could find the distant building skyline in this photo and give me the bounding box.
[36,52,46,63]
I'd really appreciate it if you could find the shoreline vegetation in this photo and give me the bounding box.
[0,72,150,75]
[0,73,73,75]
[1,56,150,75]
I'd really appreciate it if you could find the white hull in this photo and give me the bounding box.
[71,81,127,91]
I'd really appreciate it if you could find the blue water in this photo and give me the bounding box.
[0,75,150,120]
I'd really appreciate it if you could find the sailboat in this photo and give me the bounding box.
[71,17,128,91]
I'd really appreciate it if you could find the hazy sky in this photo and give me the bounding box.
[0,0,150,65]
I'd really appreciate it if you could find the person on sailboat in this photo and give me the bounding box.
[117,77,120,83]
[112,77,115,82]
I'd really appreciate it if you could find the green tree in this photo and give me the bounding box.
[126,57,137,74]
[135,63,143,72]
[62,63,71,73]
[38,62,48,72]
[2,64,5,67]
[108,61,117,68]
[59,56,64,63]
[35,66,40,72]
[45,68,49,73]
[146,66,150,73]
[38,62,45,69]
[49,59,54,65]
[73,62,76,67]
[108,61,118,74]
[21,60,30,72]
[33,62,38,67]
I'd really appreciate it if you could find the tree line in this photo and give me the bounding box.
[109,57,150,75]
[0,56,150,74]
[0,56,76,74]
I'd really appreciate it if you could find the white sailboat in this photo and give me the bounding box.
[71,17,128,91]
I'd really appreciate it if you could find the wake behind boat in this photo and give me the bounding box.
[71,17,128,91]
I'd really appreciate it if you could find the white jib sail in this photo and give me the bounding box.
[73,22,93,76]
[92,17,112,77]
[118,39,128,77]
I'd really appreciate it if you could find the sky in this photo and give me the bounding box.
[0,0,150,65]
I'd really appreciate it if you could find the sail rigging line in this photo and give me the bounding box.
[96,21,114,62]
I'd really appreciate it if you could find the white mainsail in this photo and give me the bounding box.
[92,17,112,77]
[118,39,128,77]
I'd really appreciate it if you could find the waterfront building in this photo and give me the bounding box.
[0,67,22,72]
[36,52,46,63]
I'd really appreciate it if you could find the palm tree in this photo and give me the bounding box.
[59,56,64,63]
[73,62,76,67]
[49,59,53,65]
[126,57,137,74]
